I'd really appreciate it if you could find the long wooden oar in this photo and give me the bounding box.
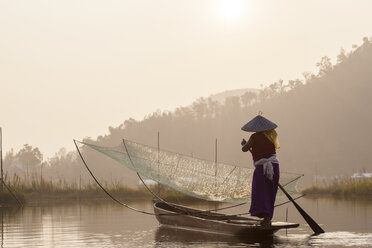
[278,183,324,234]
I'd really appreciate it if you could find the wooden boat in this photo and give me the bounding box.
[154,201,299,237]
[155,225,276,244]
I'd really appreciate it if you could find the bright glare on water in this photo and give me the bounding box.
[0,197,371,247]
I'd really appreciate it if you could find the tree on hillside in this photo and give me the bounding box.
[303,71,315,83]
[207,98,221,118]
[316,56,333,77]
[287,79,303,90]
[241,91,257,108]
[16,144,43,173]
[276,79,285,94]
[48,148,82,183]
[3,149,16,167]
[192,97,208,120]
[3,149,21,179]
[337,48,348,64]
[224,96,241,115]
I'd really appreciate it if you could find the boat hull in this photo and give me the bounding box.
[154,201,299,237]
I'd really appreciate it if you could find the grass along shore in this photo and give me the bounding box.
[302,177,372,198]
[0,175,205,206]
[5,174,371,206]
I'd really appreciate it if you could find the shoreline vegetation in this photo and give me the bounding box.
[302,177,372,199]
[0,176,206,206]
[2,176,372,207]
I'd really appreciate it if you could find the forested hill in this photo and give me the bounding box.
[86,37,372,186]
[5,37,372,187]
[209,88,260,104]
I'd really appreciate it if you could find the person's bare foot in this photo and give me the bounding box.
[260,218,271,227]
[260,215,272,227]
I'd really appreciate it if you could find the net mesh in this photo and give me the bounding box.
[79,139,302,203]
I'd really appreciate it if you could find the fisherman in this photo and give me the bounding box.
[241,114,280,227]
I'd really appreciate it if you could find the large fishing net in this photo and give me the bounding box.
[78,139,302,203]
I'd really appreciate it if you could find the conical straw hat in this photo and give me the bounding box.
[241,115,277,132]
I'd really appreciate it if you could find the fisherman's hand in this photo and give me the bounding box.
[241,139,247,146]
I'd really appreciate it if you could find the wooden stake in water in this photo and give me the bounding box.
[40,163,43,184]
[157,131,160,195]
[157,132,160,155]
[286,207,288,235]
[0,127,3,192]
[214,138,218,177]
[27,163,29,183]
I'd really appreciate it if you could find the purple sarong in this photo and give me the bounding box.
[249,162,279,219]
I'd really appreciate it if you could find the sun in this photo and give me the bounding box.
[218,0,244,21]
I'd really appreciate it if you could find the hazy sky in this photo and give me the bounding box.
[1,0,371,158]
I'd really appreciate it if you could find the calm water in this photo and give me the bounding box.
[0,197,371,248]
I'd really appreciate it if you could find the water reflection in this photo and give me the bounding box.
[309,232,372,247]
[154,226,277,247]
[153,226,341,248]
[0,198,371,247]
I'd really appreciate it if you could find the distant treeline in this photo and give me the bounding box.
[3,37,372,188]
